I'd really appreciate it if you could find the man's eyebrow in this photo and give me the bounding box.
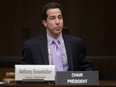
[50,15,55,17]
[49,16,55,18]
[49,14,62,18]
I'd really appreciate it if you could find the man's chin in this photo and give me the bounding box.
[55,31,62,35]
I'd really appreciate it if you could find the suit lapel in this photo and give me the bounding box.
[39,34,74,69]
[39,35,49,64]
[63,35,74,71]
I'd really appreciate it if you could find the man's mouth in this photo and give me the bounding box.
[56,27,62,30]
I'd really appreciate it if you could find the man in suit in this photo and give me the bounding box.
[21,2,91,71]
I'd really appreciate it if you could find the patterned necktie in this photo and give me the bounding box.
[52,39,63,71]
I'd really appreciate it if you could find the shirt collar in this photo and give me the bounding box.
[47,33,63,45]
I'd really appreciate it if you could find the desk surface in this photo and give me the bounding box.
[0,80,116,87]
[100,80,116,85]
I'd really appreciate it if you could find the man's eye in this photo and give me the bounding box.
[50,17,55,20]
[58,16,63,19]
[51,17,55,19]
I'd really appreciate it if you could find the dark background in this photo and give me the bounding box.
[0,0,116,80]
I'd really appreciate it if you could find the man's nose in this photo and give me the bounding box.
[56,18,60,24]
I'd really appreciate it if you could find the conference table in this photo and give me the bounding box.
[0,80,116,87]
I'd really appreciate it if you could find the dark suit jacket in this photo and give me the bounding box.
[22,34,91,71]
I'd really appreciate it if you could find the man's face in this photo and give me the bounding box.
[42,8,63,38]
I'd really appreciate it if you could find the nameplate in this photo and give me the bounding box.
[55,71,99,85]
[15,65,55,82]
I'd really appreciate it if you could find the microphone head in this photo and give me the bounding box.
[63,26,69,34]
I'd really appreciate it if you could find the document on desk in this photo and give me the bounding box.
[15,65,55,82]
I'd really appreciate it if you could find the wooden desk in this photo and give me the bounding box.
[0,80,116,87]
[100,80,116,85]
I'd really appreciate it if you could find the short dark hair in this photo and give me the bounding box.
[42,2,62,20]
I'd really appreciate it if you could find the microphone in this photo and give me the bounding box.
[63,26,69,34]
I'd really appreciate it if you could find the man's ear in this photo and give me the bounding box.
[42,20,47,27]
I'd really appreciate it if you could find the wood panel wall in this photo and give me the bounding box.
[0,0,116,80]
[0,0,116,56]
